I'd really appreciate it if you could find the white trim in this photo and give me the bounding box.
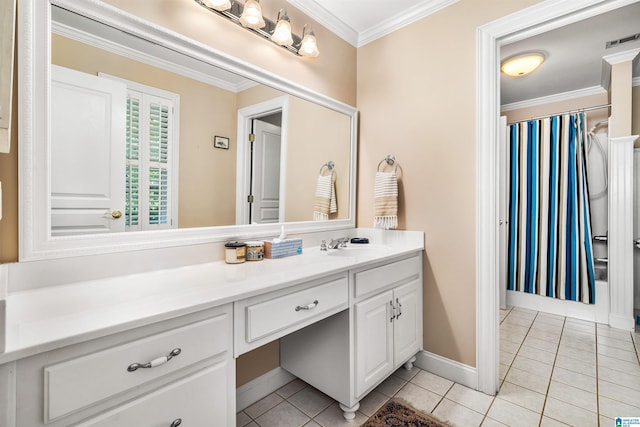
[20,0,358,261]
[500,85,607,112]
[608,135,638,331]
[287,0,459,48]
[236,97,290,225]
[236,367,295,411]
[603,47,640,65]
[414,351,477,391]
[52,20,254,93]
[286,0,358,47]
[357,0,459,48]
[476,0,640,396]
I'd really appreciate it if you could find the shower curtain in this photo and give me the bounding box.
[507,113,596,304]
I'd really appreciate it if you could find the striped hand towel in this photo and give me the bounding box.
[374,171,398,229]
[313,173,337,221]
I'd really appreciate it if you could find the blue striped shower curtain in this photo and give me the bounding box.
[507,113,596,304]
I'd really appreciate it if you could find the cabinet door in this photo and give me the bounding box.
[355,290,393,397]
[393,279,422,366]
[76,361,231,427]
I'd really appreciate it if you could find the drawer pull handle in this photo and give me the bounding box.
[127,348,182,372]
[396,298,402,319]
[295,300,319,311]
[170,419,182,427]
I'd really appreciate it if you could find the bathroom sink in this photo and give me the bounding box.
[325,244,391,257]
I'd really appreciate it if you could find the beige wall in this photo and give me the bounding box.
[356,0,545,367]
[285,97,351,222]
[52,34,238,229]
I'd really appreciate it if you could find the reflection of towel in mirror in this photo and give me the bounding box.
[313,173,337,221]
[374,171,398,229]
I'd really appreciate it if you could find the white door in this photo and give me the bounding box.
[393,280,421,366]
[250,119,281,224]
[355,290,394,397]
[50,65,126,236]
[634,149,640,313]
[499,116,508,310]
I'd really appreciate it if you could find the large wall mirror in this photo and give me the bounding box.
[19,0,357,260]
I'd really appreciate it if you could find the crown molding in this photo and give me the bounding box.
[358,0,459,47]
[287,0,358,46]
[603,47,640,65]
[500,85,606,112]
[288,0,458,48]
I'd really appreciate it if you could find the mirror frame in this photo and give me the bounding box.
[19,0,358,261]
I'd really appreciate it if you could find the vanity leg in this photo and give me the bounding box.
[403,356,417,371]
[339,402,360,421]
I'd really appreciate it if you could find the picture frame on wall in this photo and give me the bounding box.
[214,135,229,149]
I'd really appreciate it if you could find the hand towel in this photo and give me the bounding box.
[313,173,337,221]
[373,171,398,229]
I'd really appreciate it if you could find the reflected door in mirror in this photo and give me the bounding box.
[50,65,126,236]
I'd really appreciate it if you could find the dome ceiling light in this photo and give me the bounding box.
[501,52,545,77]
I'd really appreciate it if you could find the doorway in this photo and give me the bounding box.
[236,97,289,225]
[476,0,638,395]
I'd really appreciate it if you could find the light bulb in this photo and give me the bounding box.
[239,0,265,29]
[299,26,319,57]
[271,10,293,46]
[201,0,231,11]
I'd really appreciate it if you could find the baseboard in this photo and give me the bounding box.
[608,313,636,331]
[236,367,296,411]
[414,350,477,391]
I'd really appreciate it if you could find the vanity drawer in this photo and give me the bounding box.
[235,274,348,355]
[75,363,230,427]
[354,254,421,299]
[44,311,231,422]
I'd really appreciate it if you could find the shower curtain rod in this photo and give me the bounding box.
[506,103,611,125]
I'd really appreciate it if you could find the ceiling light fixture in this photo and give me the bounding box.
[194,0,319,57]
[501,52,545,76]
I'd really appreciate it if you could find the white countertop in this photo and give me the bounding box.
[1,229,423,363]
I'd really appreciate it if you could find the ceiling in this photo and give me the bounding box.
[290,0,640,107]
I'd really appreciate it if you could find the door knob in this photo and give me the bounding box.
[111,210,123,219]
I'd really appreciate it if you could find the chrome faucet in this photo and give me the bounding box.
[327,237,349,249]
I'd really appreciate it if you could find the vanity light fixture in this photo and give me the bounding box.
[194,0,319,57]
[501,52,545,76]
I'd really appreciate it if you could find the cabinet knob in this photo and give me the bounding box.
[170,419,182,427]
[111,210,123,219]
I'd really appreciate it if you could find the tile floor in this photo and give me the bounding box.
[237,307,640,427]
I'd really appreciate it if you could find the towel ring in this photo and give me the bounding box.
[377,155,399,173]
[319,161,335,175]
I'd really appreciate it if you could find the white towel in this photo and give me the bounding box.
[373,171,398,229]
[313,173,337,221]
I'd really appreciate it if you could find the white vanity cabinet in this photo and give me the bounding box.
[10,304,234,427]
[355,279,421,396]
[281,251,423,420]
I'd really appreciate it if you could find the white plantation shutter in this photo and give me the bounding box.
[111,81,178,231]
[126,95,141,228]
